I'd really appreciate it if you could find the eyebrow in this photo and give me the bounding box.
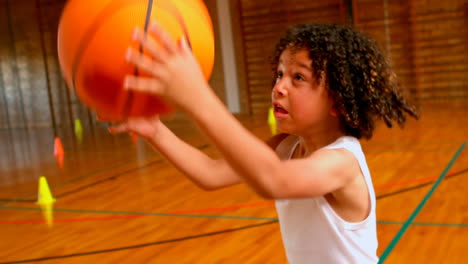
[278,59,312,72]
[296,62,312,71]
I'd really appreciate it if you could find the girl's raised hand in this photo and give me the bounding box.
[124,21,211,113]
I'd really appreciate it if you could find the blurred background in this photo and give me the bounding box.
[1,0,466,129]
[0,1,467,263]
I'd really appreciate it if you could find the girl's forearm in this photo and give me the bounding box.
[146,123,241,189]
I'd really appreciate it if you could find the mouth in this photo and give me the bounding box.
[273,103,288,116]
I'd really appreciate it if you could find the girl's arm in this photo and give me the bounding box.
[109,117,242,190]
[147,122,242,190]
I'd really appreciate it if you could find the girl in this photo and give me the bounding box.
[110,23,418,263]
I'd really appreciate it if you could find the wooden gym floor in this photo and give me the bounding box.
[0,103,467,263]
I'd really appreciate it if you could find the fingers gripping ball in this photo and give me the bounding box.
[58,0,215,121]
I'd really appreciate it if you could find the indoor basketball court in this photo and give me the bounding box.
[0,0,467,263]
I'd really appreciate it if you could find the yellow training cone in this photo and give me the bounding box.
[36,176,56,227]
[39,203,54,228]
[268,107,277,135]
[74,119,83,144]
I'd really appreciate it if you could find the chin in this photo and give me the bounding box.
[277,125,293,135]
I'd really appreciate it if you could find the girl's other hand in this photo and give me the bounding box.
[124,21,210,113]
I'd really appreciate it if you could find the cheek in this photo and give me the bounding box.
[288,98,313,122]
[290,93,312,112]
[290,93,330,121]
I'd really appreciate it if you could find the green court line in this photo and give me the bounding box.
[2,206,468,228]
[378,142,466,263]
[377,220,468,228]
[0,206,279,222]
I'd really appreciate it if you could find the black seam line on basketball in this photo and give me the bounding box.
[0,220,277,264]
[123,0,154,118]
[376,167,468,200]
[71,0,134,92]
[124,0,193,117]
[0,144,210,206]
[144,0,154,31]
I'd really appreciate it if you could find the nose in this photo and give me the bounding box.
[272,78,288,97]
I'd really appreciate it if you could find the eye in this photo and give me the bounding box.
[275,71,283,81]
[294,74,305,81]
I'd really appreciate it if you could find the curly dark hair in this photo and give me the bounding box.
[271,23,418,139]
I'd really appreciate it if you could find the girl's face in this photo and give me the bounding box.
[271,47,336,136]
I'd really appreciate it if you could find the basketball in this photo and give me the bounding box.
[57,0,215,121]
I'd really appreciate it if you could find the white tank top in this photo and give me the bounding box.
[275,135,379,264]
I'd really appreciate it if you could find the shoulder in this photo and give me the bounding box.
[317,136,363,169]
[266,133,290,150]
[309,143,363,189]
[267,133,299,160]
[312,147,359,173]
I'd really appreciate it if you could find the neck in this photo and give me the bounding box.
[297,121,345,155]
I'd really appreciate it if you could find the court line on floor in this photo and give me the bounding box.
[3,162,466,205]
[0,220,278,264]
[0,218,465,264]
[169,201,275,214]
[0,156,154,207]
[2,139,466,225]
[1,166,467,223]
[1,138,462,205]
[377,220,468,228]
[2,136,466,261]
[375,168,468,190]
[53,144,211,198]
[0,213,467,228]
[0,215,145,224]
[1,143,466,263]
[0,144,210,206]
[1,204,467,228]
[0,206,279,221]
[376,168,468,199]
[166,167,468,213]
[378,141,466,263]
[365,148,462,153]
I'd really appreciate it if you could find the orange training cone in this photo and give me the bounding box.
[54,137,64,169]
[130,133,138,144]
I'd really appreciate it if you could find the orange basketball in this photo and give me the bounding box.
[57,0,215,121]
